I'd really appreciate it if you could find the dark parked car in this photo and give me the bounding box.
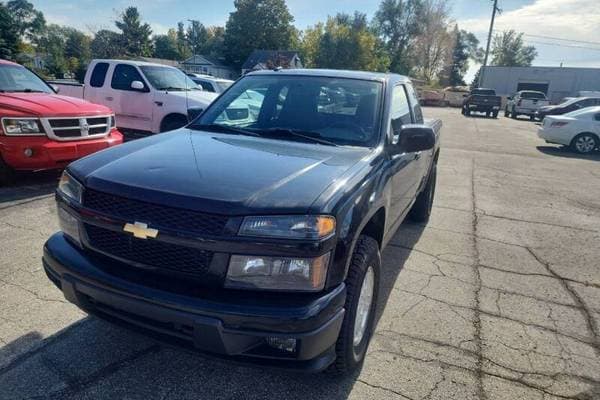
[535,97,600,120]
[43,69,441,373]
[462,88,502,118]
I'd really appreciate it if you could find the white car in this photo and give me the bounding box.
[54,60,218,135]
[537,106,600,154]
[187,74,234,93]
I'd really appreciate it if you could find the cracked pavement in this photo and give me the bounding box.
[1,108,599,399]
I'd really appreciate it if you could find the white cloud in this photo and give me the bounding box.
[150,22,170,36]
[457,0,600,40]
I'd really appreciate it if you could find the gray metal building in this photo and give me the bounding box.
[480,66,600,104]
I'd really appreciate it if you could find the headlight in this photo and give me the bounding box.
[58,171,83,204]
[239,215,335,240]
[225,253,330,291]
[57,205,81,246]
[2,118,44,135]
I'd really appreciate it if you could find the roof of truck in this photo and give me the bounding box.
[247,68,411,83]
[92,59,179,68]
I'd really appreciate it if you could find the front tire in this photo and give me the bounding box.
[511,107,517,119]
[504,108,509,117]
[330,236,380,374]
[492,111,499,118]
[571,133,599,154]
[160,114,189,133]
[0,155,16,186]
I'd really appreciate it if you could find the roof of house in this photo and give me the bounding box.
[241,50,301,70]
[181,55,231,68]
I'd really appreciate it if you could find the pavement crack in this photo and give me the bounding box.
[526,247,600,357]
[356,378,416,399]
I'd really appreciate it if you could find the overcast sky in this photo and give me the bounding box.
[30,0,600,82]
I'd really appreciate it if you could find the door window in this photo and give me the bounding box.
[197,81,216,92]
[111,64,145,91]
[390,85,412,135]
[594,113,600,122]
[405,84,424,123]
[90,62,109,87]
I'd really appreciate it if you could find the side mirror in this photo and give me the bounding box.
[393,124,436,153]
[507,96,512,100]
[50,84,60,93]
[130,80,145,91]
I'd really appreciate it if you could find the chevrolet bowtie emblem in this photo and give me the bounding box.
[123,222,158,239]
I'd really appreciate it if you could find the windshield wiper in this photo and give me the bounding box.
[260,128,338,146]
[191,124,260,137]
[8,89,46,93]
[157,86,188,92]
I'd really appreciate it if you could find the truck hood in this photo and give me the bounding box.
[0,92,112,117]
[69,129,371,215]
[167,90,218,108]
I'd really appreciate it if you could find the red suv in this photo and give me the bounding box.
[0,59,123,184]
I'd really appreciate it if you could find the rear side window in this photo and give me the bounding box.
[595,113,600,121]
[521,92,545,99]
[111,64,145,91]
[89,62,109,87]
[405,84,424,123]
[390,85,412,134]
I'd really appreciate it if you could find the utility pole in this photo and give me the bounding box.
[479,0,499,87]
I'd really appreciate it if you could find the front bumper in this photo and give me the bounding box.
[43,232,345,372]
[0,130,123,171]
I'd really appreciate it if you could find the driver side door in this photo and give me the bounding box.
[110,64,154,132]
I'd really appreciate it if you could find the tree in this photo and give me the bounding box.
[91,29,123,59]
[35,24,69,77]
[302,13,389,72]
[372,0,423,74]
[412,0,454,84]
[153,30,179,60]
[176,22,191,60]
[64,29,91,80]
[6,0,45,42]
[186,20,208,55]
[442,26,481,86]
[0,3,19,59]
[115,6,152,57]
[491,30,537,67]
[203,26,226,58]
[224,0,298,67]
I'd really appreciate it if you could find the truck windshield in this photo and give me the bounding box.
[191,75,383,147]
[472,89,496,96]
[0,65,53,93]
[140,66,200,91]
[521,92,546,99]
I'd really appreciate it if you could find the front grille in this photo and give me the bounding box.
[46,116,110,139]
[85,224,214,276]
[84,189,229,236]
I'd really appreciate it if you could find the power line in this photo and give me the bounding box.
[523,40,600,52]
[522,34,600,46]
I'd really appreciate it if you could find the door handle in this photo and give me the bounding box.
[105,96,113,101]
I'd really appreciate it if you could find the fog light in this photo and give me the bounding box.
[24,148,33,157]
[266,337,297,353]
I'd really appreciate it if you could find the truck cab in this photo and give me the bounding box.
[55,60,219,136]
[43,69,441,373]
[0,59,122,184]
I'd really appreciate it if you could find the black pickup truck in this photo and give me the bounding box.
[43,69,441,373]
[462,88,502,118]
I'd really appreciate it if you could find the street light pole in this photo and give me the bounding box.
[479,0,499,87]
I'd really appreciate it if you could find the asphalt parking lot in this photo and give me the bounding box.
[1,107,599,399]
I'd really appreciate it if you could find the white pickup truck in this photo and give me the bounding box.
[53,60,218,135]
[505,90,550,121]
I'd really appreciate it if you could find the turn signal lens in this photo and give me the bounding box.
[239,215,336,240]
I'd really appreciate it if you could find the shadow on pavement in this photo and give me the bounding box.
[0,170,59,206]
[0,222,426,399]
[536,145,600,161]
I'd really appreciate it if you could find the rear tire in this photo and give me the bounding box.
[511,107,517,119]
[492,111,499,119]
[409,162,437,223]
[504,108,509,117]
[160,114,189,133]
[0,155,15,186]
[570,133,599,154]
[529,115,535,121]
[465,108,471,116]
[330,235,380,374]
